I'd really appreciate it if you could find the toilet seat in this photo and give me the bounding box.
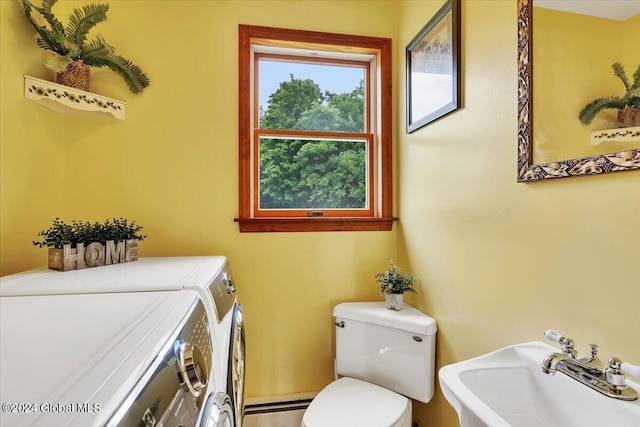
[301,377,412,427]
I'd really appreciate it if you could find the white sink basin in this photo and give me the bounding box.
[439,342,640,427]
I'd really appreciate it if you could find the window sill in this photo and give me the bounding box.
[235,217,397,232]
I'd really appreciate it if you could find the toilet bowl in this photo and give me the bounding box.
[301,302,437,427]
[302,377,412,427]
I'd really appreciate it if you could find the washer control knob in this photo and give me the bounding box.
[177,342,208,397]
[222,272,236,294]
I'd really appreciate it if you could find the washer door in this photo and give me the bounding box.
[228,304,245,427]
[198,393,233,427]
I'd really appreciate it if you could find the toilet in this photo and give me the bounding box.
[302,302,437,427]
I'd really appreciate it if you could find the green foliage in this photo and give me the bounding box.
[260,138,366,209]
[579,62,640,125]
[258,76,366,209]
[87,52,151,94]
[261,75,324,130]
[33,218,147,249]
[20,0,150,94]
[67,3,108,47]
[323,82,366,132]
[375,261,418,295]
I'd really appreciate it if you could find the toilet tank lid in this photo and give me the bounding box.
[333,302,437,335]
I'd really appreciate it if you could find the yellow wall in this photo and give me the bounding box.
[2,1,640,427]
[397,1,640,426]
[1,1,67,274]
[1,0,397,399]
[623,13,640,67]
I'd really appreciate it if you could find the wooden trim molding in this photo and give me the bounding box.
[516,0,640,182]
[238,25,393,232]
[235,217,396,233]
[252,130,375,218]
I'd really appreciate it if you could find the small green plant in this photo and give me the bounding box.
[33,217,147,249]
[375,260,417,295]
[579,62,640,125]
[20,0,150,94]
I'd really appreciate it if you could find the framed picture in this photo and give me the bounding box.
[406,0,461,133]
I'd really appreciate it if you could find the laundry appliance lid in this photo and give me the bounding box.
[302,377,409,427]
[0,256,227,296]
[0,290,198,427]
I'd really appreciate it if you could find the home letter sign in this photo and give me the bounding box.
[48,239,139,271]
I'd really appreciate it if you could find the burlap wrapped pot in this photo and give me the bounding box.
[618,106,640,128]
[56,61,90,91]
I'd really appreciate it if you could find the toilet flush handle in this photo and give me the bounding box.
[334,321,345,328]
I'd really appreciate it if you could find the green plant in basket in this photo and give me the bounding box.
[579,62,640,127]
[20,0,150,94]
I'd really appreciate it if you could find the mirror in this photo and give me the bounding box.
[517,0,640,181]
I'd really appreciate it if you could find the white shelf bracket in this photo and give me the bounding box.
[591,126,640,146]
[24,75,126,120]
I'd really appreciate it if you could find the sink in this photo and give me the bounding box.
[439,342,640,427]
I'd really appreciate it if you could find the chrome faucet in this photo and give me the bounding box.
[540,330,638,401]
[540,330,577,374]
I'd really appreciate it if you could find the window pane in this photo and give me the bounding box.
[258,137,367,210]
[258,59,365,132]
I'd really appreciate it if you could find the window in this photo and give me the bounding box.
[237,25,393,232]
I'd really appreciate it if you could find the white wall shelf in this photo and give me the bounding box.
[591,126,640,146]
[24,75,125,120]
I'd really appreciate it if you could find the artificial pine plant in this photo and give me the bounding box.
[579,62,640,126]
[20,0,150,94]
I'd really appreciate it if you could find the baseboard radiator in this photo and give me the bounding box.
[243,397,313,417]
[243,393,315,426]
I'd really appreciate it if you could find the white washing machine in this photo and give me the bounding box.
[0,290,234,426]
[0,256,245,427]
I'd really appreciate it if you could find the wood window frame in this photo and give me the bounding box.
[237,25,394,232]
[254,130,375,218]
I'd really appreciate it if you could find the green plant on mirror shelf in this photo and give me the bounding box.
[579,62,640,128]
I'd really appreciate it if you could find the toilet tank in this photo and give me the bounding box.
[333,302,437,403]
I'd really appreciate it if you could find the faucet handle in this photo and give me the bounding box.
[621,362,640,382]
[543,330,576,357]
[606,357,626,388]
[543,330,564,344]
[588,344,598,357]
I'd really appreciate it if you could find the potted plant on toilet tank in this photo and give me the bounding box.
[375,260,417,311]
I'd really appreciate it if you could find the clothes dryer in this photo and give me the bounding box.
[0,290,233,427]
[0,256,245,427]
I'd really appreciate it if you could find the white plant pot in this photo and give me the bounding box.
[385,293,404,311]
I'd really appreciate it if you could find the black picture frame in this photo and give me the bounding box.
[406,0,461,133]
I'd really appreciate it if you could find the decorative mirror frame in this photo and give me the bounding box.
[517,0,640,182]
